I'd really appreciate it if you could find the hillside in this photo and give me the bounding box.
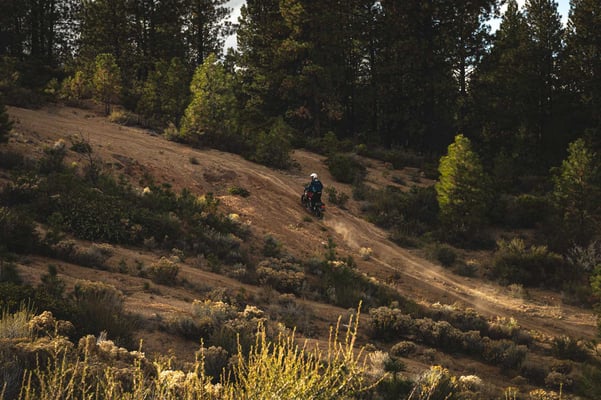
[3,105,600,396]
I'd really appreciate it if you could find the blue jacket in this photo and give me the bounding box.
[306,179,323,193]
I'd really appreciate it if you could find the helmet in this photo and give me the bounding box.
[310,173,318,180]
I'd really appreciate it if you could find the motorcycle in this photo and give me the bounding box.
[301,189,326,219]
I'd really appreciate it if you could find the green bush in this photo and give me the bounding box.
[409,366,460,400]
[492,238,568,288]
[252,118,292,169]
[148,257,180,285]
[0,260,21,284]
[108,109,138,126]
[0,150,24,169]
[503,194,550,229]
[165,314,215,341]
[390,341,417,357]
[552,335,588,362]
[431,244,457,267]
[38,139,67,173]
[520,359,549,386]
[369,306,414,341]
[71,279,134,345]
[0,305,34,339]
[364,185,439,236]
[0,207,39,254]
[262,235,281,258]
[227,186,250,197]
[325,186,349,208]
[481,339,527,370]
[326,153,366,184]
[0,99,12,143]
[256,258,304,295]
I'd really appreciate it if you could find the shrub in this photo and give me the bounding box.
[262,235,281,258]
[327,153,366,184]
[0,99,12,143]
[0,207,39,254]
[369,306,414,340]
[520,359,549,386]
[199,345,230,381]
[0,305,34,339]
[408,366,459,400]
[482,339,527,370]
[504,194,550,229]
[545,371,573,391]
[552,335,588,361]
[390,341,417,357]
[148,257,180,285]
[486,316,520,340]
[67,243,114,269]
[251,118,292,169]
[165,314,215,341]
[325,186,349,208]
[431,243,457,267]
[227,312,375,399]
[0,260,22,284]
[256,258,305,295]
[0,150,24,169]
[108,109,138,126]
[492,238,568,288]
[69,135,93,154]
[71,280,133,345]
[38,139,67,173]
[227,186,250,197]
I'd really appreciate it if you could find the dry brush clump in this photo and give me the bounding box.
[2,306,378,400]
[256,257,305,295]
[147,256,180,285]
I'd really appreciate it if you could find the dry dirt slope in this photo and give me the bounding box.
[4,105,598,362]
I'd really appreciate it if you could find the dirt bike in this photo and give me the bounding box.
[301,189,325,219]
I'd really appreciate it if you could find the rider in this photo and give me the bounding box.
[305,172,323,209]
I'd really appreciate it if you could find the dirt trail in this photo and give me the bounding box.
[6,105,597,342]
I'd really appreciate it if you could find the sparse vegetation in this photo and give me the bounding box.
[2,101,601,398]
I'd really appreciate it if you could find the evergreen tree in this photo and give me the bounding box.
[182,0,233,66]
[467,0,536,173]
[180,53,240,150]
[137,57,190,127]
[0,99,12,143]
[523,0,565,165]
[78,0,134,67]
[563,0,601,149]
[439,0,498,132]
[235,0,292,131]
[92,53,122,115]
[552,138,601,246]
[436,134,490,242]
[373,0,457,152]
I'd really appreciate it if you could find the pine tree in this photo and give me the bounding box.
[235,0,294,131]
[467,0,536,172]
[523,0,565,165]
[436,134,490,242]
[92,53,122,115]
[179,53,240,150]
[563,0,601,149]
[552,138,601,246]
[0,99,12,143]
[181,0,233,66]
[137,57,190,127]
[373,1,457,152]
[439,0,499,132]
